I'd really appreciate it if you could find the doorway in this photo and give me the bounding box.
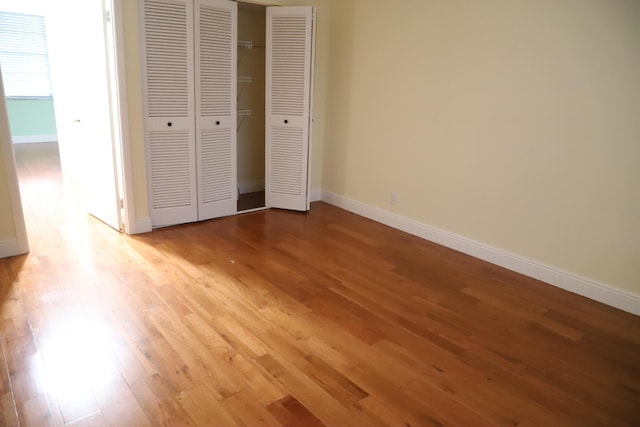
[0,3,69,241]
[0,0,127,240]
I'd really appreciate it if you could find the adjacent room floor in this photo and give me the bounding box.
[1,142,639,426]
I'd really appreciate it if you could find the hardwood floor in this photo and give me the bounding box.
[1,143,639,426]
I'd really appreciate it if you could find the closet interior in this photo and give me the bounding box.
[141,0,315,228]
[236,2,266,212]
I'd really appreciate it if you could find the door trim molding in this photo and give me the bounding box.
[110,0,136,235]
[12,135,58,144]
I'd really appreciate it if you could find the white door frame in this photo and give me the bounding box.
[107,0,136,234]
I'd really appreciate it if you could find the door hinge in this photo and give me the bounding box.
[120,198,124,209]
[106,10,111,23]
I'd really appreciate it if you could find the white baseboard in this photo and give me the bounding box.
[238,179,265,195]
[321,190,640,316]
[130,217,152,235]
[12,134,58,144]
[0,239,27,258]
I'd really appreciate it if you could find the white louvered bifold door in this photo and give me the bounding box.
[141,0,197,227]
[195,0,237,221]
[266,7,315,211]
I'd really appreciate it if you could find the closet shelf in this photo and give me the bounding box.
[238,76,253,84]
[237,109,252,117]
[237,40,265,49]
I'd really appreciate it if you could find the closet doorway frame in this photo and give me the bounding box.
[140,0,316,228]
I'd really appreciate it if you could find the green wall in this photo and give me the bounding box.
[6,98,57,137]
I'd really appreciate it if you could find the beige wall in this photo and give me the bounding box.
[122,0,148,220]
[323,0,640,293]
[0,70,28,256]
[0,71,15,242]
[122,0,331,220]
[0,137,16,242]
[2,0,637,297]
[322,0,640,294]
[120,0,639,293]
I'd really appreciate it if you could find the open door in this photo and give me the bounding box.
[47,0,122,231]
[265,6,315,211]
[195,0,237,221]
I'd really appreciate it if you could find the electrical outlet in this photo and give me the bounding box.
[390,192,398,205]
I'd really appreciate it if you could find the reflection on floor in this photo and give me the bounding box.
[3,142,640,427]
[3,141,128,425]
[238,190,265,212]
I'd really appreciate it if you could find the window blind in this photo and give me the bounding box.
[0,11,53,98]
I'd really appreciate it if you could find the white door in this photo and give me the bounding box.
[141,0,197,227]
[195,0,237,221]
[47,0,122,230]
[265,6,315,212]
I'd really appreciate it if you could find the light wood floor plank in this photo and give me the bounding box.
[1,142,639,426]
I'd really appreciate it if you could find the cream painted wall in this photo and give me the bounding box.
[0,93,28,255]
[323,0,640,294]
[122,0,148,220]
[0,136,16,241]
[0,72,20,248]
[122,0,330,220]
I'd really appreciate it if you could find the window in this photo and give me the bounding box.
[0,11,53,98]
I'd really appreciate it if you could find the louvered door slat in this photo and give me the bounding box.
[141,0,197,227]
[149,132,192,207]
[195,0,237,221]
[270,16,308,117]
[199,5,233,116]
[144,0,190,118]
[200,129,233,202]
[266,7,314,211]
[270,126,303,196]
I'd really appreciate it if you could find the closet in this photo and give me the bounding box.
[237,3,266,212]
[140,0,315,228]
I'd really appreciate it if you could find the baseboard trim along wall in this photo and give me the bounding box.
[12,135,58,144]
[321,190,640,316]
